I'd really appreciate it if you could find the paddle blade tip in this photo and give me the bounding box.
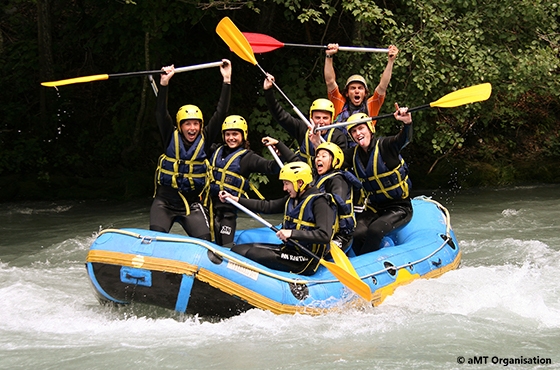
[215,17,258,65]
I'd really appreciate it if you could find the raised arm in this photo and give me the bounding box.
[155,65,176,146]
[204,59,232,146]
[374,45,399,97]
[324,43,339,94]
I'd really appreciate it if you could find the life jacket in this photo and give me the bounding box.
[296,128,338,167]
[156,131,208,194]
[209,146,252,198]
[352,140,411,211]
[334,100,368,123]
[315,170,361,235]
[283,189,337,258]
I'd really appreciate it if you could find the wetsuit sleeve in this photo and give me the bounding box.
[240,151,281,176]
[238,196,288,214]
[290,196,334,244]
[204,83,232,151]
[275,140,299,163]
[155,84,175,148]
[379,123,413,169]
[325,175,349,201]
[331,129,348,150]
[265,89,309,143]
[342,147,355,170]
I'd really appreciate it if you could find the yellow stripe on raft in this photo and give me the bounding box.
[196,268,328,316]
[86,250,198,275]
[86,248,462,314]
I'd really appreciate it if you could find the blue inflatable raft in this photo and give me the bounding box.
[86,196,461,317]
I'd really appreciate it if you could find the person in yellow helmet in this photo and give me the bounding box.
[324,44,399,125]
[263,138,361,253]
[219,162,337,275]
[342,105,413,256]
[149,60,231,240]
[263,74,348,168]
[208,115,281,247]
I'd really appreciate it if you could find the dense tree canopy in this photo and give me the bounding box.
[1,0,559,200]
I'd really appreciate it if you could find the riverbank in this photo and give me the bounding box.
[2,158,559,202]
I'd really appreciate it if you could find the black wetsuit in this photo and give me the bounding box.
[149,82,230,239]
[343,124,413,255]
[316,171,355,250]
[231,186,335,275]
[210,146,280,247]
[265,89,348,162]
[272,140,355,250]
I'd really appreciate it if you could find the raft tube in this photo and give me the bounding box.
[86,196,461,317]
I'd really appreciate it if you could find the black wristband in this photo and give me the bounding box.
[325,55,333,59]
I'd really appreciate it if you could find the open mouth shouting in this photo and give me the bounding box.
[314,150,332,175]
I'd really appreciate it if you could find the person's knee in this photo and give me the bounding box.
[231,243,251,256]
[149,224,168,233]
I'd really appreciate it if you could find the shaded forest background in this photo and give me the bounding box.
[1,0,559,202]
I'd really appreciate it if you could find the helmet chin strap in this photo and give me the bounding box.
[295,180,306,197]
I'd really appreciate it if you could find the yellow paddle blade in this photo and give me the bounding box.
[330,242,360,279]
[41,74,110,87]
[216,17,257,65]
[430,82,492,108]
[320,259,371,301]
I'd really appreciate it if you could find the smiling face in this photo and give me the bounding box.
[349,123,373,149]
[345,82,367,106]
[180,119,202,143]
[282,180,298,198]
[314,149,333,176]
[224,130,243,149]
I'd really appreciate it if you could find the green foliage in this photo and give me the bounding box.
[1,0,559,197]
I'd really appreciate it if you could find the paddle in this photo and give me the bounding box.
[243,32,389,54]
[261,140,360,278]
[216,17,324,142]
[316,82,493,132]
[266,145,284,168]
[41,61,225,87]
[224,197,371,300]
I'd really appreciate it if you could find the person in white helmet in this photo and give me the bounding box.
[324,44,399,125]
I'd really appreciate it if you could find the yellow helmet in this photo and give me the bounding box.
[315,142,344,170]
[309,98,335,123]
[176,104,203,129]
[343,74,369,95]
[346,112,375,137]
[222,115,249,141]
[279,162,313,192]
